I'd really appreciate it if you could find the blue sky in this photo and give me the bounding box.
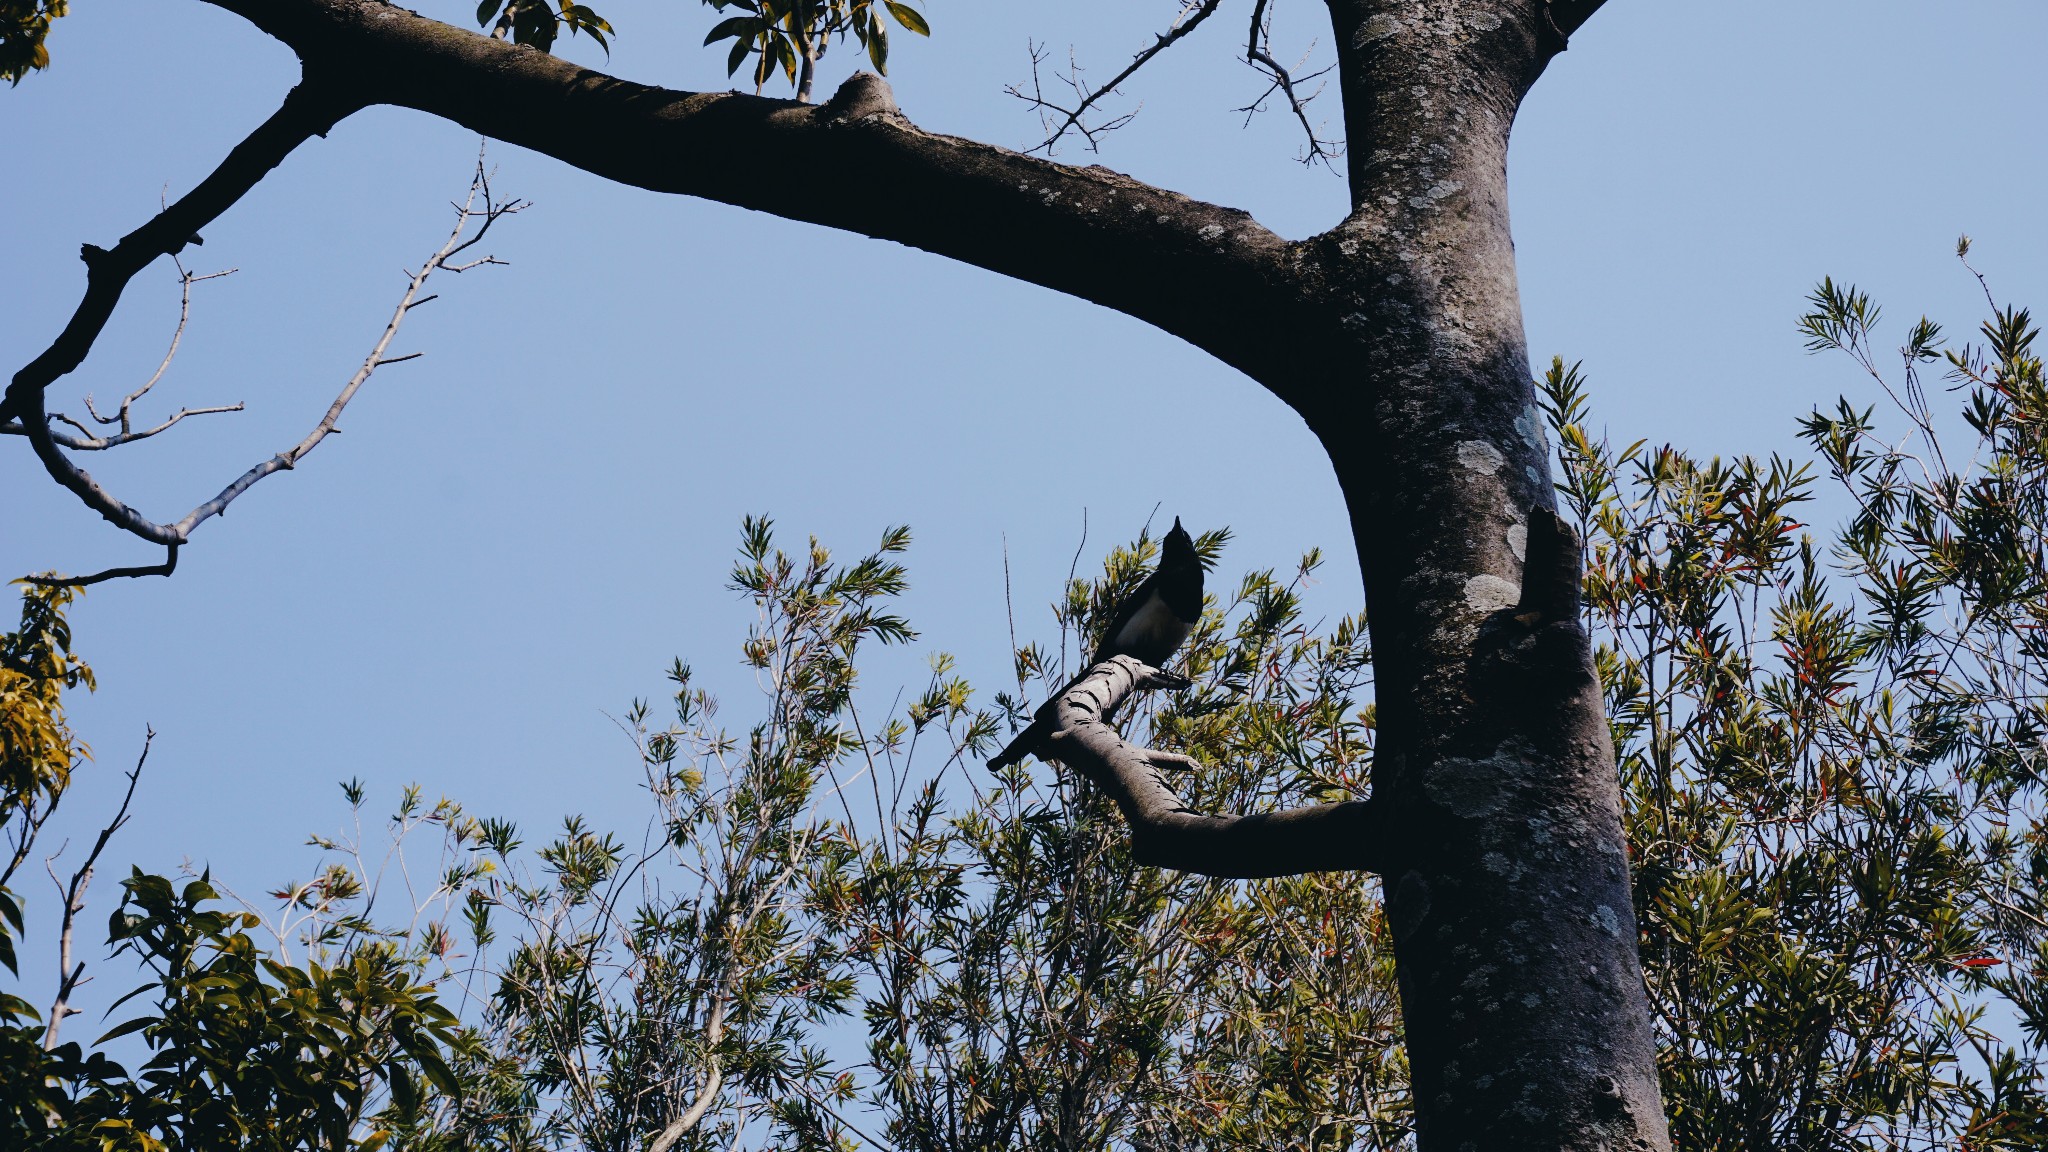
[4,0,2045,1016]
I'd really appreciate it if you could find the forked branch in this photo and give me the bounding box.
[16,162,524,588]
[1240,0,1340,167]
[79,261,242,441]
[168,162,524,542]
[43,729,151,1050]
[0,79,356,431]
[1024,655,1386,878]
[1008,0,1224,154]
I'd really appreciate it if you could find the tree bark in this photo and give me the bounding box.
[1295,3,1666,1147]
[10,0,1671,1146]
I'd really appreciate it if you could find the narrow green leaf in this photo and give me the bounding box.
[883,1,928,36]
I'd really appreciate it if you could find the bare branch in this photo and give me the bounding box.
[1017,655,1387,878]
[5,402,247,451]
[1,80,356,430]
[14,160,522,584]
[1007,0,1224,155]
[17,0,1306,580]
[44,729,151,1050]
[20,545,180,589]
[2,770,65,893]
[193,0,1299,384]
[83,262,239,436]
[169,163,524,542]
[1239,0,1342,167]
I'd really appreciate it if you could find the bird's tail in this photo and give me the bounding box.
[986,712,1053,771]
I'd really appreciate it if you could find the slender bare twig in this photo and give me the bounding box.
[16,157,524,588]
[2,786,62,894]
[1,81,355,434]
[83,262,240,436]
[1008,1,1224,154]
[8,402,248,452]
[1239,0,1341,167]
[1955,235,2000,313]
[43,728,151,1050]
[22,546,182,590]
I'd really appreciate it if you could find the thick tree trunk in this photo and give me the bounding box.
[1285,3,1669,1147]
[10,0,1674,1145]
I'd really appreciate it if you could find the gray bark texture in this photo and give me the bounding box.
[4,0,1673,1147]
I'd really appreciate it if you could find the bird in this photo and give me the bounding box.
[988,517,1205,771]
[1091,516,1204,668]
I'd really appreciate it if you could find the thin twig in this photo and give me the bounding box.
[44,728,152,1050]
[1239,0,1341,167]
[6,402,248,451]
[82,261,239,435]
[21,544,180,589]
[1008,1,1224,154]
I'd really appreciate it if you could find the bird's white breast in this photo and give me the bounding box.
[1114,593,1190,657]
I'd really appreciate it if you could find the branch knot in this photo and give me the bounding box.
[821,72,900,124]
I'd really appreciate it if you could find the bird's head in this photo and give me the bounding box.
[1162,517,1198,570]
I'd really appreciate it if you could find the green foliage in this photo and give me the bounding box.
[474,0,614,56]
[1545,258,2048,1148]
[270,519,1397,1149]
[271,389,2048,1146]
[465,0,930,93]
[1,582,93,830]
[281,520,919,1147]
[1,582,93,1010]
[0,0,64,83]
[3,872,464,1150]
[829,539,1397,1152]
[703,0,929,91]
[13,264,2048,1148]
[0,591,465,1151]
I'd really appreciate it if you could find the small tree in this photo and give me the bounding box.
[1545,265,2048,1148]
[1,588,466,1151]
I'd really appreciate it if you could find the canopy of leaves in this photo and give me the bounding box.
[1547,261,2048,1148]
[1,583,91,827]
[4,871,463,1151]
[248,517,1395,1149]
[1,583,92,988]
[701,0,928,90]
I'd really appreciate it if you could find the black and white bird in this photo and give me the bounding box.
[1091,517,1204,668]
[988,518,1205,770]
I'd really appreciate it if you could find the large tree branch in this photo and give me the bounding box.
[1033,655,1387,878]
[198,0,1308,384]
